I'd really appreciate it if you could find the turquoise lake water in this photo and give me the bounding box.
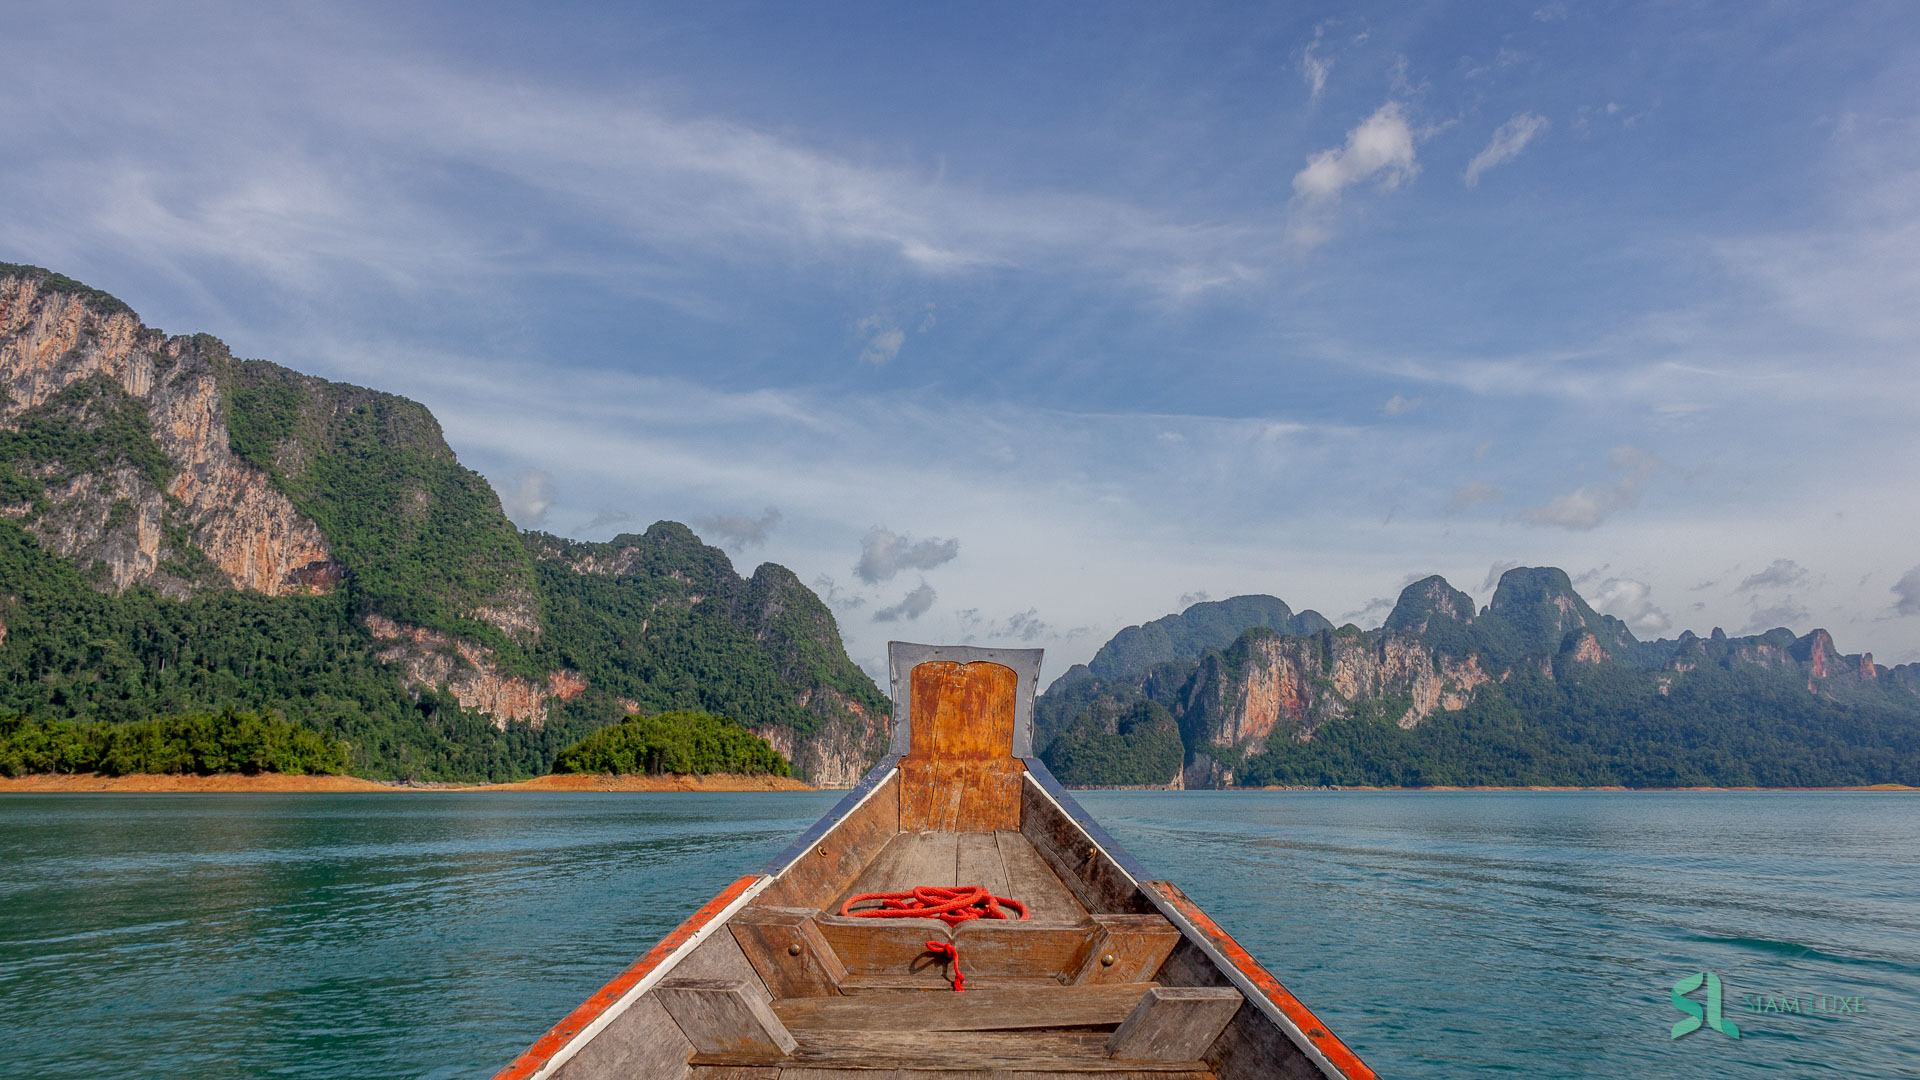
[2,791,1914,1078]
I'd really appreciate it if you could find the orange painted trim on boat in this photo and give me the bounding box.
[1146,880,1378,1080]
[491,873,762,1080]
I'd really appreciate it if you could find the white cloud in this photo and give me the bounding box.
[500,468,554,528]
[1740,597,1810,635]
[1587,576,1671,636]
[1446,482,1502,513]
[855,527,960,584]
[1383,393,1422,416]
[1464,113,1549,187]
[873,581,936,622]
[1519,446,1658,530]
[1292,102,1419,206]
[957,606,1051,642]
[694,506,782,548]
[856,315,907,366]
[1302,25,1334,102]
[1736,559,1809,592]
[1893,566,1920,617]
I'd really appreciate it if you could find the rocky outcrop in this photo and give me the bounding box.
[0,272,339,597]
[754,691,888,787]
[1178,628,1495,783]
[1045,566,1920,789]
[1384,575,1476,634]
[365,614,581,729]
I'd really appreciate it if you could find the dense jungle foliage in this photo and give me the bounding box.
[0,518,589,781]
[1230,663,1920,788]
[551,710,789,776]
[0,707,348,777]
[1040,698,1184,786]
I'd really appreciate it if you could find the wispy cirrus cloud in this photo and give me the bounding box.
[1464,113,1548,187]
[1519,446,1659,530]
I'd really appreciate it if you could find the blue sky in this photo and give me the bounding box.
[5,1,1919,679]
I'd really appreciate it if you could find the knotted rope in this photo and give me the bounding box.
[839,885,1029,992]
[839,884,1030,925]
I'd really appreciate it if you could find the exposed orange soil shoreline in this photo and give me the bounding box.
[0,772,815,794]
[1254,783,1918,792]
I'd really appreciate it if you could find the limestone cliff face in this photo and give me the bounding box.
[365,614,582,729]
[0,273,339,597]
[1178,628,1494,785]
[753,692,889,787]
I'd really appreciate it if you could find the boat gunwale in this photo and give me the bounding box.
[491,873,771,1080]
[491,644,1377,1080]
[1017,767,1376,1080]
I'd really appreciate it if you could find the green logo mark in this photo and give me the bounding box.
[1671,972,1741,1040]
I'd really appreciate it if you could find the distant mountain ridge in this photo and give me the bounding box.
[0,263,888,783]
[1052,594,1333,689]
[1038,570,1920,789]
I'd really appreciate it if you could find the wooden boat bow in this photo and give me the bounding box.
[493,642,1376,1080]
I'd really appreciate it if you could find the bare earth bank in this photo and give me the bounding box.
[0,772,815,794]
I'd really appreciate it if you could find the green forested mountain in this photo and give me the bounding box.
[0,263,887,783]
[1038,572,1920,789]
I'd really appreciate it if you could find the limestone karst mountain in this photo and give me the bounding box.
[0,263,887,783]
[1038,570,1920,789]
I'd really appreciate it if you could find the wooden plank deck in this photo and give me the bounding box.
[835,831,1088,926]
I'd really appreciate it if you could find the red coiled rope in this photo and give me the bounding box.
[838,885,1030,925]
[839,885,1029,992]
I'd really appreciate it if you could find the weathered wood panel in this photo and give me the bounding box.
[1020,778,1153,916]
[950,921,1102,980]
[773,982,1155,1032]
[1073,914,1183,986]
[550,995,692,1080]
[757,772,900,911]
[838,831,961,908]
[1152,937,1232,989]
[729,907,846,999]
[1107,987,1243,1063]
[676,925,774,1003]
[898,661,1024,833]
[834,973,1065,994]
[814,916,953,983]
[996,829,1090,925]
[694,1028,1209,1072]
[955,831,1012,898]
[655,978,797,1061]
[817,916,1101,982]
[686,1068,777,1080]
[1205,1003,1325,1080]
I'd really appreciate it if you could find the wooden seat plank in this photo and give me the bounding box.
[775,983,1155,1032]
[955,832,1012,900]
[833,974,1065,994]
[837,832,960,912]
[996,830,1088,925]
[693,1028,1209,1072]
